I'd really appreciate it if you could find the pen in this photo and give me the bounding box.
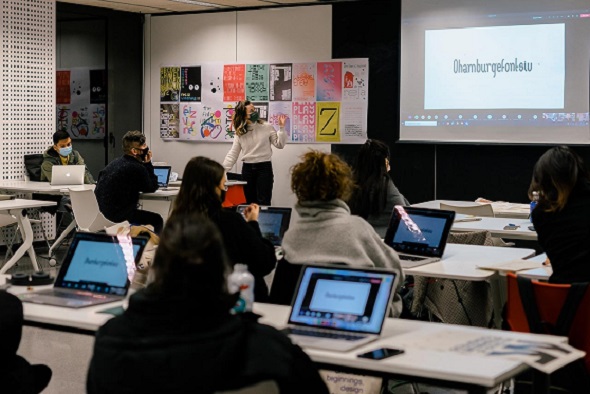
[455,217,482,222]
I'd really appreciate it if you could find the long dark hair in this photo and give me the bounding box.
[171,157,224,217]
[349,139,391,218]
[529,146,590,212]
[232,100,262,136]
[149,212,230,301]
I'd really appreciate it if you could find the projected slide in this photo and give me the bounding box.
[424,24,564,110]
[399,0,590,144]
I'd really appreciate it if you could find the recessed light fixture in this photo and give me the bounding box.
[168,0,221,7]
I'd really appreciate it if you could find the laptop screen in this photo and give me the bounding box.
[55,232,148,296]
[288,266,397,334]
[384,206,455,258]
[153,166,171,187]
[236,205,292,246]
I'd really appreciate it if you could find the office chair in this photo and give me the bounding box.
[68,188,117,232]
[23,154,44,182]
[440,202,495,217]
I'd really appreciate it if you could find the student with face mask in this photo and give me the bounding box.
[223,100,287,205]
[94,130,163,233]
[40,130,94,184]
[170,156,276,301]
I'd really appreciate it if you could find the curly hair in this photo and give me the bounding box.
[291,150,354,202]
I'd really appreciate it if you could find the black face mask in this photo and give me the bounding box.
[137,146,149,161]
[219,189,226,203]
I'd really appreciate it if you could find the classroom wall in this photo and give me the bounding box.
[144,6,332,208]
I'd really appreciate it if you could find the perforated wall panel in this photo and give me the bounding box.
[1,0,56,242]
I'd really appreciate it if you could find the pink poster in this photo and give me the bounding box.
[223,64,245,102]
[292,63,316,101]
[291,102,316,143]
[317,61,342,102]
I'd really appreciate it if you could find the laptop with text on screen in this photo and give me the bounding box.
[50,165,85,186]
[19,232,147,308]
[284,265,397,352]
[384,206,455,268]
[236,205,292,246]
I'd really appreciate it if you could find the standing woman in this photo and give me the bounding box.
[223,100,287,205]
[170,156,276,301]
[530,146,590,284]
[349,139,409,238]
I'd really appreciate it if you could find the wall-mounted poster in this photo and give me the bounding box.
[56,68,106,140]
[180,66,202,102]
[159,58,368,144]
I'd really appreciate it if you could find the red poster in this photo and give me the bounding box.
[56,70,71,104]
[223,64,245,102]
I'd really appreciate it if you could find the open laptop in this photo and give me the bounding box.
[384,206,455,268]
[19,232,147,308]
[153,165,175,190]
[236,205,292,246]
[283,265,398,352]
[50,165,85,186]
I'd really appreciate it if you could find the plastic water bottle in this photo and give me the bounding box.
[228,264,255,313]
[530,191,539,222]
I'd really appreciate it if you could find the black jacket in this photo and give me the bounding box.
[87,290,328,394]
[95,156,159,222]
[532,181,590,283]
[212,209,277,301]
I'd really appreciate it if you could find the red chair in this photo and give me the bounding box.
[505,272,590,373]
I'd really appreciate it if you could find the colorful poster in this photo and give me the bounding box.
[199,106,232,141]
[270,63,293,101]
[269,102,292,138]
[223,64,245,102]
[90,69,107,104]
[56,71,71,104]
[180,103,202,140]
[160,104,180,139]
[180,66,202,102]
[161,67,180,102]
[292,102,316,143]
[317,61,342,102]
[316,102,340,142]
[56,104,106,140]
[341,102,367,143]
[292,63,316,101]
[246,64,269,101]
[222,102,237,139]
[343,59,368,101]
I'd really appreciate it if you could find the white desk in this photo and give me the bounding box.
[519,253,552,280]
[452,216,537,241]
[0,180,95,194]
[406,244,535,328]
[254,303,571,393]
[0,199,57,274]
[413,200,530,219]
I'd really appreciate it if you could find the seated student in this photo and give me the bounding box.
[530,146,590,283]
[40,130,95,184]
[0,291,52,394]
[348,139,409,238]
[170,156,276,301]
[94,130,163,233]
[87,213,328,394]
[279,150,404,316]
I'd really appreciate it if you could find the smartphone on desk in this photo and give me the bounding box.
[503,225,520,230]
[357,348,404,360]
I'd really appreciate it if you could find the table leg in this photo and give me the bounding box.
[48,220,76,257]
[0,209,38,274]
[490,273,506,329]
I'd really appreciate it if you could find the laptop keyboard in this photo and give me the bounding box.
[286,327,366,341]
[399,255,427,261]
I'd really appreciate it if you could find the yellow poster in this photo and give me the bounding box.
[316,102,340,142]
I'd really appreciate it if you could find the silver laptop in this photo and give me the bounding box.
[19,232,147,308]
[50,165,86,186]
[384,206,455,268]
[283,265,398,352]
[236,205,292,246]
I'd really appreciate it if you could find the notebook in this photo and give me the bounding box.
[50,165,86,186]
[19,232,147,308]
[236,205,292,246]
[283,265,398,352]
[384,206,455,268]
[153,165,173,189]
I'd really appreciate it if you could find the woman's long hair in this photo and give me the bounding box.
[349,139,391,218]
[529,146,590,212]
[171,157,225,218]
[232,100,261,136]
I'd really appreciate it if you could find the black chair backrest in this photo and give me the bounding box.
[268,259,303,306]
[24,154,44,182]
